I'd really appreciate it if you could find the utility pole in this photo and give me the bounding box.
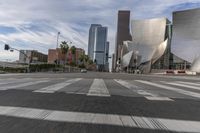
[56,32,60,65]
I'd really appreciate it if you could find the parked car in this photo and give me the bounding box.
[81,69,87,73]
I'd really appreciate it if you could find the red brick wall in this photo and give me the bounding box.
[48,48,66,64]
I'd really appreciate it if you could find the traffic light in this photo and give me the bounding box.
[4,44,10,50]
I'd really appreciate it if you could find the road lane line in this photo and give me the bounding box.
[114,79,173,101]
[87,79,110,97]
[34,78,82,93]
[0,80,49,90]
[136,80,200,99]
[0,105,200,132]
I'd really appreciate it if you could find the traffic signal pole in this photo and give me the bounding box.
[4,44,30,72]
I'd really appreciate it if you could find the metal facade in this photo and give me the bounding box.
[172,8,200,63]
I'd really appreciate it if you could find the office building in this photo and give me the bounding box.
[93,26,108,71]
[48,48,65,64]
[114,10,132,70]
[19,50,47,64]
[171,8,200,72]
[88,24,102,60]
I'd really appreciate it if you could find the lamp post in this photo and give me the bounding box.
[56,32,60,65]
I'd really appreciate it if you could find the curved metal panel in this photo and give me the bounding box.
[152,39,168,64]
[191,56,200,73]
[130,18,168,63]
[131,18,167,47]
[122,51,133,68]
[171,8,200,63]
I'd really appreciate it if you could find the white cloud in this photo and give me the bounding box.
[0,0,199,62]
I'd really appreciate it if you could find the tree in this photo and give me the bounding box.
[70,46,76,65]
[79,54,85,63]
[88,59,93,65]
[78,54,86,68]
[70,46,76,55]
[60,41,69,65]
[84,55,89,63]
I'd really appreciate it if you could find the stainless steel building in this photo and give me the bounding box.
[171,8,200,72]
[122,18,171,73]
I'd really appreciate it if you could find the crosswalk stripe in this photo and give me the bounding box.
[65,91,86,95]
[0,80,49,90]
[136,80,200,99]
[0,78,34,85]
[87,79,110,97]
[114,79,173,101]
[176,81,200,87]
[163,82,200,91]
[0,105,199,132]
[34,78,82,93]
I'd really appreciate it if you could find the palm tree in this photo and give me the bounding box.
[70,46,76,65]
[79,54,85,63]
[60,41,69,65]
[84,55,89,63]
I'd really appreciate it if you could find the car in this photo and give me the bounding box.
[81,69,87,73]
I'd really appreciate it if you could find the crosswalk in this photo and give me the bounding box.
[0,105,200,132]
[114,79,173,101]
[1,77,200,133]
[34,78,82,93]
[136,80,200,99]
[0,78,200,101]
[87,79,110,97]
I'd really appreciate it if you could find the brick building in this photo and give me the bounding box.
[48,48,85,65]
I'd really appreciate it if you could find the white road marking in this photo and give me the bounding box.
[65,91,86,95]
[34,78,82,93]
[176,81,200,87]
[136,80,200,99]
[0,105,200,132]
[0,80,49,90]
[114,79,173,101]
[0,78,33,85]
[87,79,110,97]
[164,82,200,91]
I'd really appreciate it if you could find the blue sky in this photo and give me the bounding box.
[0,0,200,61]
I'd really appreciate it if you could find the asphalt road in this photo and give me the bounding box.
[0,72,200,133]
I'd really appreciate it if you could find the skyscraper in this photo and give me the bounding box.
[88,24,108,71]
[88,24,102,60]
[114,10,132,71]
[93,26,108,71]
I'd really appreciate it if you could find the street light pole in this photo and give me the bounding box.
[56,32,60,65]
[56,32,60,49]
